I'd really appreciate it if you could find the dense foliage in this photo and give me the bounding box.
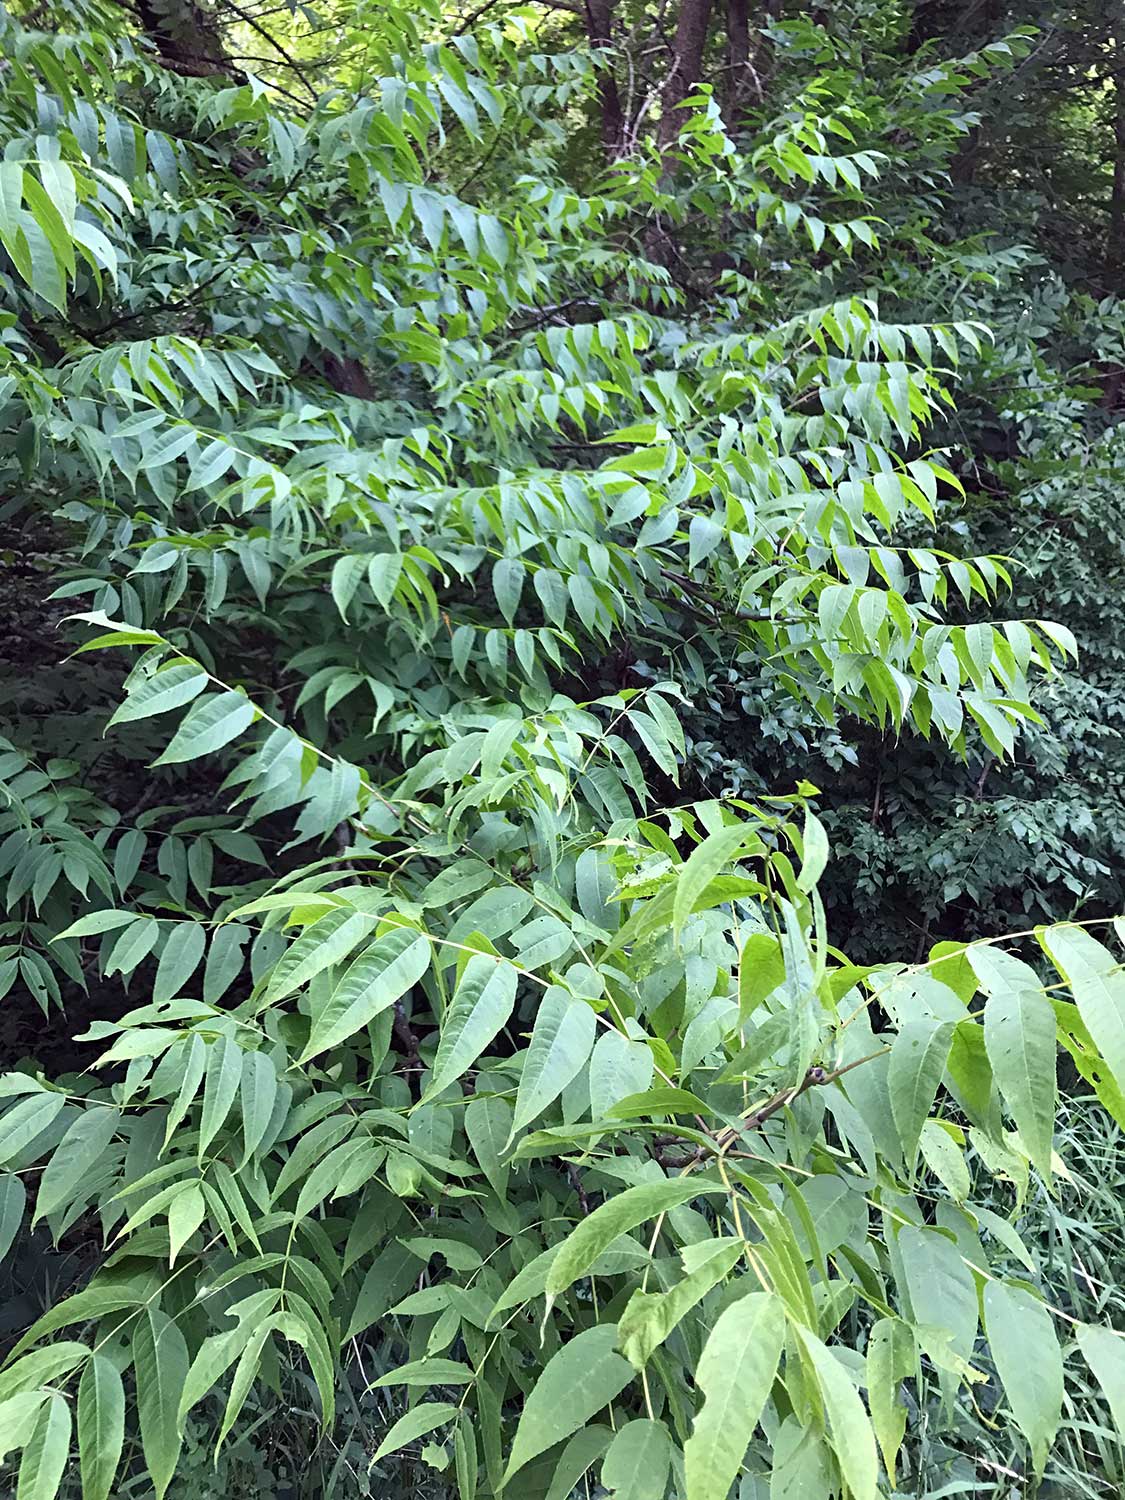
[3,1,1125,1497]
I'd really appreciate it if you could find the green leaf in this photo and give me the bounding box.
[575,846,619,930]
[887,1018,954,1173]
[1040,927,1125,1117]
[54,909,136,941]
[602,1418,671,1500]
[1077,1323,1125,1445]
[866,1318,911,1482]
[918,1119,970,1200]
[35,1106,118,1221]
[168,1181,206,1266]
[0,1093,65,1167]
[897,1225,978,1367]
[154,691,256,765]
[589,1030,654,1118]
[153,922,207,1004]
[545,1178,724,1299]
[454,1414,478,1500]
[984,1280,1062,1476]
[673,827,753,940]
[976,958,1056,1179]
[797,808,829,892]
[684,1293,785,1500]
[464,1093,512,1199]
[198,1035,243,1159]
[133,1307,188,1499]
[544,1426,613,1500]
[299,929,430,1062]
[238,1050,278,1164]
[78,1354,125,1500]
[266,908,375,1004]
[504,1325,633,1483]
[371,1358,474,1388]
[104,918,159,978]
[109,662,208,725]
[17,1391,70,1500]
[510,988,596,1137]
[617,1238,743,1369]
[794,1326,878,1500]
[422,954,518,1101]
[204,925,248,1003]
[372,1401,460,1464]
[218,1322,273,1449]
[738,933,786,1021]
[492,557,525,624]
[178,1326,256,1428]
[0,1175,26,1261]
[0,1393,47,1465]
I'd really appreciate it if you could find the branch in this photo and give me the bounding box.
[214,0,319,100]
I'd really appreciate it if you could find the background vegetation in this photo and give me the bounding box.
[4,0,1125,1496]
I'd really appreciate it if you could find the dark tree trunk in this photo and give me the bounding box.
[135,0,232,77]
[725,0,751,118]
[658,0,715,148]
[584,0,626,155]
[1113,28,1125,270]
[724,0,779,119]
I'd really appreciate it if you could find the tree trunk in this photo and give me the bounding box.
[135,0,232,77]
[1113,24,1125,270]
[584,0,626,156]
[724,0,779,119]
[725,0,751,120]
[658,0,715,148]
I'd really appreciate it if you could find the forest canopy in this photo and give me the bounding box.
[3,0,1125,1496]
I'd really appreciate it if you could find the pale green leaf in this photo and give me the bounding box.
[300,929,430,1062]
[794,1326,878,1500]
[0,1094,65,1167]
[422,955,518,1101]
[0,1174,26,1260]
[35,1106,118,1221]
[78,1354,125,1500]
[1040,927,1125,1120]
[154,691,256,764]
[167,1181,206,1266]
[545,1178,724,1299]
[133,1307,187,1500]
[684,1293,785,1500]
[1077,1323,1125,1445]
[980,975,1056,1179]
[372,1401,459,1464]
[17,1391,70,1500]
[153,922,207,1005]
[266,908,375,1005]
[198,1036,243,1159]
[984,1280,1062,1476]
[673,827,751,939]
[504,1325,633,1483]
[602,1418,671,1500]
[887,1018,954,1173]
[238,1050,278,1164]
[510,988,596,1137]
